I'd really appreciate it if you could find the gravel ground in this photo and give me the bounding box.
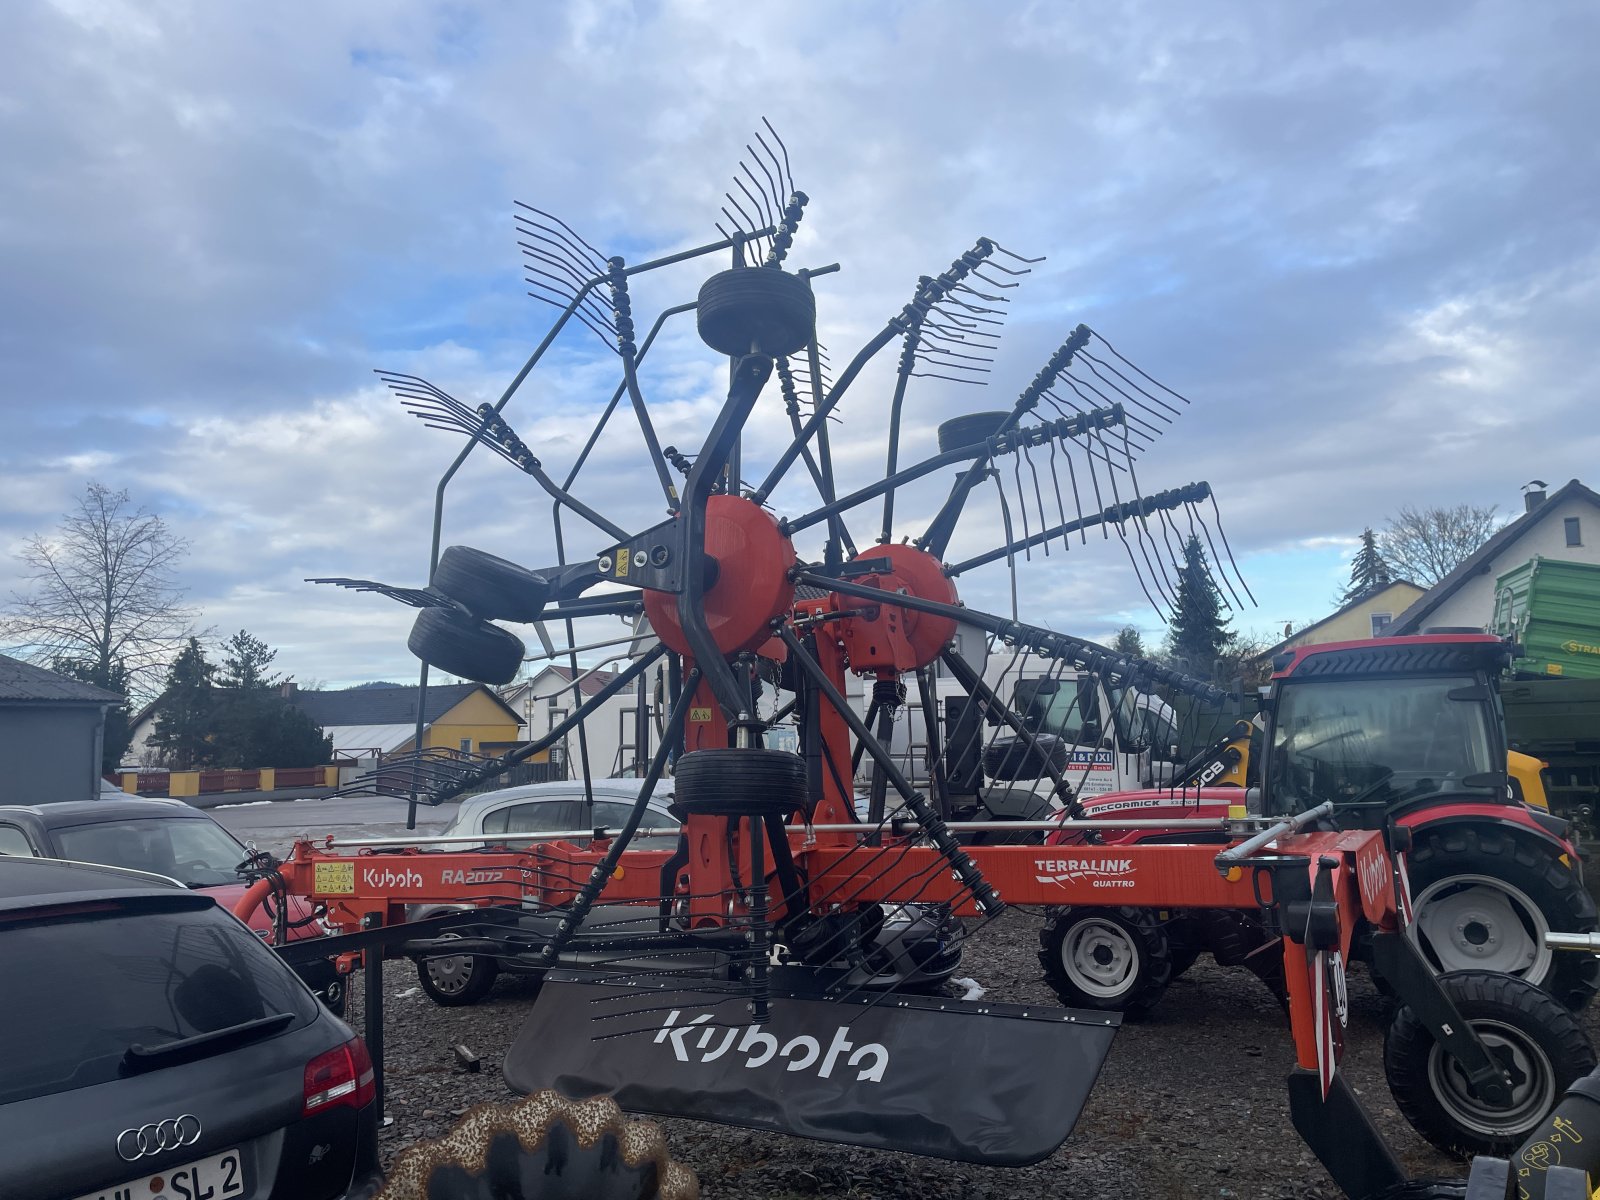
[353,912,1564,1199]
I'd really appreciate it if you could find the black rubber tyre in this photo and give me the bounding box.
[1407,825,1599,1011]
[416,933,501,1007]
[1165,915,1203,980]
[431,545,550,623]
[1384,969,1596,1158]
[937,411,1010,453]
[1038,906,1172,1014]
[1199,909,1287,1009]
[408,607,524,685]
[1371,1182,1467,1200]
[673,747,808,817]
[696,267,815,357]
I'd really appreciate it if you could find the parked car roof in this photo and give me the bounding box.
[0,797,200,828]
[453,777,675,817]
[0,854,187,903]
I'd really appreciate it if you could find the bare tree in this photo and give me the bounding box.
[1378,503,1504,587]
[2,482,196,704]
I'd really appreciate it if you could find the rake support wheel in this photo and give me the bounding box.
[1384,969,1595,1158]
[696,267,816,357]
[937,410,1011,453]
[673,747,808,818]
[431,545,551,623]
[408,607,525,686]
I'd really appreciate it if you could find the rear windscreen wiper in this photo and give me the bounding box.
[121,1012,294,1074]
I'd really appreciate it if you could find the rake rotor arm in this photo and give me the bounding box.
[919,324,1092,557]
[751,321,904,505]
[783,407,1129,539]
[944,481,1213,577]
[795,569,1233,706]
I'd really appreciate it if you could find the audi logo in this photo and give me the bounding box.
[115,1115,202,1162]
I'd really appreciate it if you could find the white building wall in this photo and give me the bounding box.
[506,668,645,778]
[1421,496,1600,631]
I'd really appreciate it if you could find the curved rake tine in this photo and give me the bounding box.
[1024,442,1050,556]
[513,201,608,270]
[1062,374,1164,444]
[1087,329,1195,406]
[988,240,1046,265]
[515,221,606,291]
[734,174,774,252]
[523,262,616,329]
[526,281,617,344]
[1197,495,1256,606]
[1010,454,1033,561]
[759,118,793,197]
[305,577,446,609]
[740,155,780,230]
[1077,352,1178,423]
[1080,348,1185,418]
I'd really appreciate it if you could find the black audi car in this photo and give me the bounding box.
[0,857,381,1200]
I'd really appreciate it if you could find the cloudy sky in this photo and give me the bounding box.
[2,0,1597,688]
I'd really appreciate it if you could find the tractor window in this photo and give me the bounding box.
[1270,675,1499,811]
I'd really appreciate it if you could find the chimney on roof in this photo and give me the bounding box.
[279,681,297,699]
[1523,480,1549,513]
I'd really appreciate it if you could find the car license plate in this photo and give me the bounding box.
[73,1147,244,1200]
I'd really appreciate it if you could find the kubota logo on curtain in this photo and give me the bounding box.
[654,1009,889,1081]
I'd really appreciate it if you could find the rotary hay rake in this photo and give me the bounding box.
[252,126,1594,1200]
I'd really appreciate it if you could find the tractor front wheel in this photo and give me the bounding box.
[1038,906,1172,1015]
[1384,969,1595,1158]
[1407,825,1598,1010]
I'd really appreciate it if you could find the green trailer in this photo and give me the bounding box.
[1495,558,1600,876]
[1494,557,1600,679]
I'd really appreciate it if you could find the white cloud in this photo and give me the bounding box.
[1,0,1598,682]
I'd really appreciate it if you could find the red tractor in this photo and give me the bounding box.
[1042,631,1598,1015]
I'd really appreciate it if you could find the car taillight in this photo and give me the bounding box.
[303,1037,376,1116]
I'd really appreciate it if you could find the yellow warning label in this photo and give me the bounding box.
[314,861,356,895]
[689,706,714,723]
[615,548,631,576]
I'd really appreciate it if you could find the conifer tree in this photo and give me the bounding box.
[148,638,216,769]
[1342,528,1393,602]
[1164,536,1233,679]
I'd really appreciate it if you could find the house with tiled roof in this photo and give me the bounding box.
[128,679,523,764]
[1388,480,1600,635]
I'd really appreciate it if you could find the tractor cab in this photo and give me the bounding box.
[1260,633,1515,824]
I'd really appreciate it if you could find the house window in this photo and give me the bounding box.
[1566,517,1582,547]
[459,737,472,754]
[1370,612,1393,637]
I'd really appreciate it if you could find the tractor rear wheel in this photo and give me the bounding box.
[1407,825,1598,1010]
[1038,906,1172,1014]
[1384,969,1595,1158]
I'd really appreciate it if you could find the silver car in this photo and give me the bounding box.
[440,778,680,847]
